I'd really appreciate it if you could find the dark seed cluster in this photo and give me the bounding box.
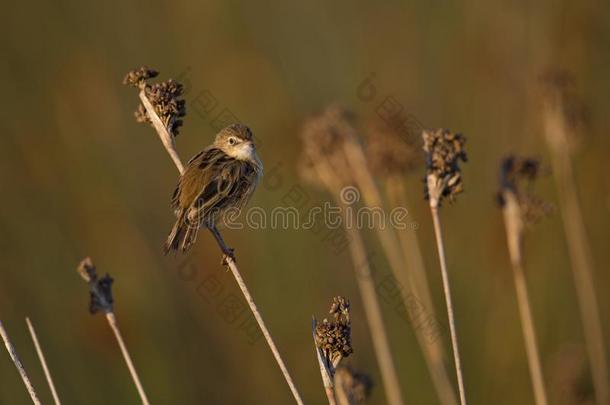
[334,366,373,404]
[298,105,357,187]
[498,155,552,226]
[123,66,159,87]
[315,296,353,364]
[123,67,186,136]
[540,69,588,137]
[77,257,114,314]
[422,129,467,204]
[365,115,422,177]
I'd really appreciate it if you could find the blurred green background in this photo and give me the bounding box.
[1,0,609,404]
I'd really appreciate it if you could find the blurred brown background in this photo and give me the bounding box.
[1,0,609,404]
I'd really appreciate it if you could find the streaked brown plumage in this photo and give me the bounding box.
[164,123,262,255]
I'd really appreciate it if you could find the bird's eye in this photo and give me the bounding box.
[228,137,237,145]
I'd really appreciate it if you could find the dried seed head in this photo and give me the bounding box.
[498,156,552,227]
[77,257,114,314]
[334,366,373,404]
[315,296,353,367]
[123,66,158,88]
[540,69,587,152]
[365,115,422,177]
[123,67,186,137]
[298,105,358,188]
[422,129,467,206]
[540,69,587,156]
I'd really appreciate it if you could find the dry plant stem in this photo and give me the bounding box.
[429,205,467,405]
[313,319,337,405]
[139,88,184,174]
[511,263,547,405]
[312,160,404,405]
[25,317,61,405]
[224,257,304,405]
[543,107,609,405]
[502,193,548,405]
[386,177,458,405]
[140,91,304,405]
[343,141,457,405]
[324,387,338,405]
[343,215,405,405]
[0,321,42,405]
[106,313,150,405]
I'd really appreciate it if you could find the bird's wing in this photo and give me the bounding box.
[171,147,226,211]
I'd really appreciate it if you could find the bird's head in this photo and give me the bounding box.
[215,123,258,162]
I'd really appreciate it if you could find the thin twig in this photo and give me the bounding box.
[77,258,150,405]
[0,320,42,405]
[430,205,467,405]
[501,192,548,405]
[224,257,304,405]
[25,317,62,405]
[105,313,150,405]
[138,88,304,405]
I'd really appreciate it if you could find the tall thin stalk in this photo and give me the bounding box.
[0,320,42,405]
[542,76,609,405]
[422,128,469,405]
[77,258,150,405]
[343,113,457,405]
[126,68,303,404]
[500,186,548,405]
[429,205,467,405]
[312,159,405,405]
[25,317,62,405]
[385,177,458,405]
[105,313,150,405]
[342,209,405,405]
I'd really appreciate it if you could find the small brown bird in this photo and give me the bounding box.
[164,123,263,257]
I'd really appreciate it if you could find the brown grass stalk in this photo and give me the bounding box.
[344,134,458,405]
[501,191,548,405]
[313,317,338,405]
[77,258,150,405]
[311,158,405,405]
[542,78,609,405]
[25,317,62,405]
[0,320,42,405]
[137,86,304,405]
[385,176,458,405]
[429,203,467,405]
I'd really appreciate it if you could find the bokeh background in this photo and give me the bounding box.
[1,1,609,404]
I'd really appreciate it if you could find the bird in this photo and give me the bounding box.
[164,123,263,259]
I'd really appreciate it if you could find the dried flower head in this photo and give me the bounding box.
[422,129,467,207]
[123,67,186,136]
[334,366,373,405]
[123,66,158,88]
[540,69,587,152]
[315,296,353,369]
[365,115,422,177]
[298,105,358,188]
[77,257,114,314]
[498,156,552,227]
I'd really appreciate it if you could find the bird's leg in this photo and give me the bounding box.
[209,225,236,264]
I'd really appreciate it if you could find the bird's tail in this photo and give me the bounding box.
[163,209,199,255]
